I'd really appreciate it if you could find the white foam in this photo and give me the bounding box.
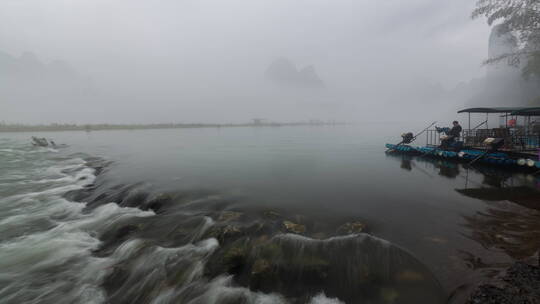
[274,232,391,247]
[0,198,155,304]
[0,144,136,304]
[1,142,289,304]
[309,293,346,304]
[68,203,154,234]
[183,276,287,304]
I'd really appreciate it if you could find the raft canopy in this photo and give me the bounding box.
[457,107,534,114]
[509,107,540,116]
[457,107,540,116]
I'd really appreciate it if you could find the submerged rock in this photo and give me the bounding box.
[336,221,366,235]
[249,258,278,291]
[251,259,271,275]
[222,241,249,274]
[143,193,174,213]
[283,220,306,234]
[263,210,282,220]
[239,234,444,303]
[380,287,399,303]
[219,225,243,241]
[218,211,243,222]
[292,214,307,224]
[395,270,425,282]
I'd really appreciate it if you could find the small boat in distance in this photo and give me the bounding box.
[386,107,540,171]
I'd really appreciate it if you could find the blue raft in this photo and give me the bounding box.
[385,144,540,169]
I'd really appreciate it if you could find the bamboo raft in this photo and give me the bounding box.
[385,143,540,170]
[386,107,540,172]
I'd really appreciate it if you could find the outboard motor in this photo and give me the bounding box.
[483,137,504,151]
[467,137,505,165]
[401,132,414,144]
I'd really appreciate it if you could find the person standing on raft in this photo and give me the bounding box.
[440,121,462,149]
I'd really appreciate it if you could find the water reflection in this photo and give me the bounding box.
[456,172,540,263]
[389,153,539,191]
[394,154,461,178]
[389,153,540,302]
[389,153,540,266]
[400,157,412,171]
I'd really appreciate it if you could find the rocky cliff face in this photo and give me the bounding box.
[449,26,540,107]
[481,25,540,106]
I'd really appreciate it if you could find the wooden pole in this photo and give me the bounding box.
[468,112,471,146]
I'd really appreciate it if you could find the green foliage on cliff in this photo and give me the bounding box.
[472,0,540,78]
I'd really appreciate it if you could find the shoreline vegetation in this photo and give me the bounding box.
[0,121,346,133]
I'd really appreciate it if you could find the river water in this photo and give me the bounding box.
[1,125,539,304]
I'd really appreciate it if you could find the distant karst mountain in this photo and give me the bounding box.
[0,51,77,81]
[265,57,324,88]
[0,50,96,122]
[0,51,91,93]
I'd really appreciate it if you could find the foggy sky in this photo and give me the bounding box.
[0,0,491,124]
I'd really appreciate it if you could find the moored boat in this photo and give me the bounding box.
[385,143,540,170]
[386,107,540,171]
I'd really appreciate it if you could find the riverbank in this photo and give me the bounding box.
[0,122,344,133]
[467,261,540,304]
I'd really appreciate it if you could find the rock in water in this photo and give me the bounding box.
[263,210,281,220]
[337,221,366,235]
[227,234,445,303]
[251,259,271,275]
[283,220,306,234]
[218,211,243,222]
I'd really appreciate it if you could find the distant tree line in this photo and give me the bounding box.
[0,121,345,132]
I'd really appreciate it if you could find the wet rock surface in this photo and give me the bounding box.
[336,221,366,235]
[467,262,540,304]
[282,220,306,234]
[218,211,243,222]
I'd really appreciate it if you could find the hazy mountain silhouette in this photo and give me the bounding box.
[0,50,96,123]
[265,57,324,88]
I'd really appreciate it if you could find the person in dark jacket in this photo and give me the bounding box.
[448,121,462,138]
[440,121,462,149]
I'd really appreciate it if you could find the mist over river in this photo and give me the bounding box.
[1,124,539,304]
